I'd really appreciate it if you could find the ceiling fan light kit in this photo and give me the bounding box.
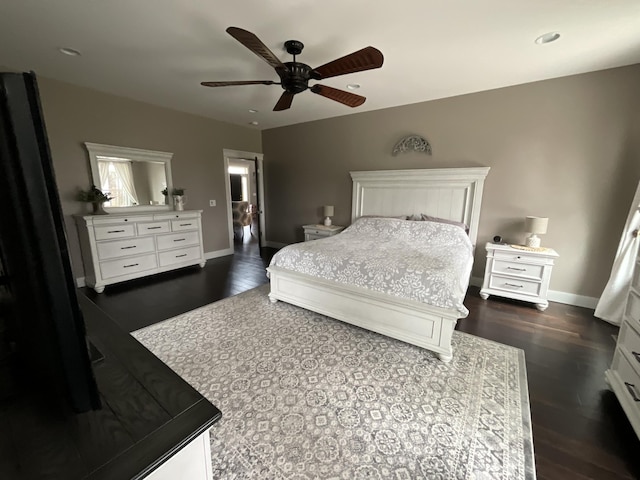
[201,27,384,112]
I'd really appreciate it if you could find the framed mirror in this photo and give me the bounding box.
[84,142,174,212]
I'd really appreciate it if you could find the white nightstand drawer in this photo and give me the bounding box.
[94,224,136,241]
[171,219,198,232]
[138,221,170,235]
[159,246,201,267]
[493,251,547,264]
[492,259,544,280]
[100,253,158,279]
[488,275,541,297]
[157,231,200,251]
[96,236,155,261]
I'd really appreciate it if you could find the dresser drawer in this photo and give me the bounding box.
[158,246,201,267]
[154,212,200,221]
[493,251,547,264]
[94,224,135,241]
[488,275,541,297]
[96,236,155,261]
[137,221,170,235]
[171,219,198,232]
[492,259,544,280]
[626,291,640,323]
[99,254,158,279]
[617,350,640,408]
[157,231,200,251]
[92,215,153,225]
[619,321,640,367]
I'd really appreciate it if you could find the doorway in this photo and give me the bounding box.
[223,149,265,258]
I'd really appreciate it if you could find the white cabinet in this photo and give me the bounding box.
[479,243,559,311]
[605,245,640,440]
[302,224,345,241]
[75,210,206,293]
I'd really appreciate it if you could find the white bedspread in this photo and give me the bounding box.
[268,217,474,316]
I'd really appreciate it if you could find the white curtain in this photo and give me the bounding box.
[98,161,110,192]
[595,181,640,326]
[111,161,139,205]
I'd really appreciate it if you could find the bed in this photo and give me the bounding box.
[267,167,490,361]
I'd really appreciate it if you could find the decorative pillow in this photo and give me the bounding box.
[421,214,469,233]
[407,214,422,221]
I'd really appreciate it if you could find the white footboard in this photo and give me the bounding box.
[267,266,461,362]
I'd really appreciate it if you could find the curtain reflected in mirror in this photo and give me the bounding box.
[97,157,167,207]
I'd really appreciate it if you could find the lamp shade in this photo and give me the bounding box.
[525,216,548,234]
[323,205,334,217]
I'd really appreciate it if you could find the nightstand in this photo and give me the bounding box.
[479,242,559,311]
[303,224,345,241]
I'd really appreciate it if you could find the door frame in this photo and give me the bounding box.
[223,149,265,249]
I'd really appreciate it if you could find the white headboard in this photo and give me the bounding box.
[350,167,490,247]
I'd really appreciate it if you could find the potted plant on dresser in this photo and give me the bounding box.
[76,185,113,215]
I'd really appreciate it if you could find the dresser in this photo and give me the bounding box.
[75,210,206,293]
[605,245,640,439]
[303,224,345,241]
[480,243,559,311]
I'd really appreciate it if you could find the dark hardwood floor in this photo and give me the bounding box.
[81,237,640,480]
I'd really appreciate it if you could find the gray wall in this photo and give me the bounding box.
[262,64,640,298]
[38,77,262,279]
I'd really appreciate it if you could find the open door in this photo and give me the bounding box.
[223,149,265,253]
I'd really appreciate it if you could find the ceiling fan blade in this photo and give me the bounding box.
[310,84,366,108]
[226,27,286,70]
[201,80,277,87]
[273,91,295,111]
[311,47,383,80]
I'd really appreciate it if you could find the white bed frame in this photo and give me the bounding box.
[268,167,490,361]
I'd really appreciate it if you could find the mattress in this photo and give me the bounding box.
[268,217,474,316]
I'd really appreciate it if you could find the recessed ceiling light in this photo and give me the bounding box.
[249,121,259,126]
[534,32,560,45]
[58,47,82,56]
[346,83,360,90]
[248,109,258,113]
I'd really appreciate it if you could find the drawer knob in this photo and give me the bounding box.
[504,282,524,288]
[176,254,187,258]
[120,246,136,250]
[123,263,139,268]
[107,229,125,234]
[624,382,640,402]
[506,267,526,272]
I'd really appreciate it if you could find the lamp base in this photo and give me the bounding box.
[525,234,541,248]
[324,217,332,226]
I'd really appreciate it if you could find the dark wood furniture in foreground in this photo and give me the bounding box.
[0,294,221,479]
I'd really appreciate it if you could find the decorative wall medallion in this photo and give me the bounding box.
[392,135,432,156]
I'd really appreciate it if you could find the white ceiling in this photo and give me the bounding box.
[1,1,639,130]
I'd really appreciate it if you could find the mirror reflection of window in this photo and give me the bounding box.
[97,158,139,207]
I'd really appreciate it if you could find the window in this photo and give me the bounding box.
[97,158,139,207]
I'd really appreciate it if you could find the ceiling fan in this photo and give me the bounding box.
[201,27,384,111]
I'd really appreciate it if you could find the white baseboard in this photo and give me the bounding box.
[205,248,234,260]
[469,276,597,309]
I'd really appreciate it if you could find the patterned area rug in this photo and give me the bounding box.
[133,285,536,480]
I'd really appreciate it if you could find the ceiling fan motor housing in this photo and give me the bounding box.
[278,62,313,94]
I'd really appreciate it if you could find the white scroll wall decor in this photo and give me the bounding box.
[392,135,432,156]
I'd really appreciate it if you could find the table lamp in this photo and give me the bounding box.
[525,216,548,248]
[323,205,334,226]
